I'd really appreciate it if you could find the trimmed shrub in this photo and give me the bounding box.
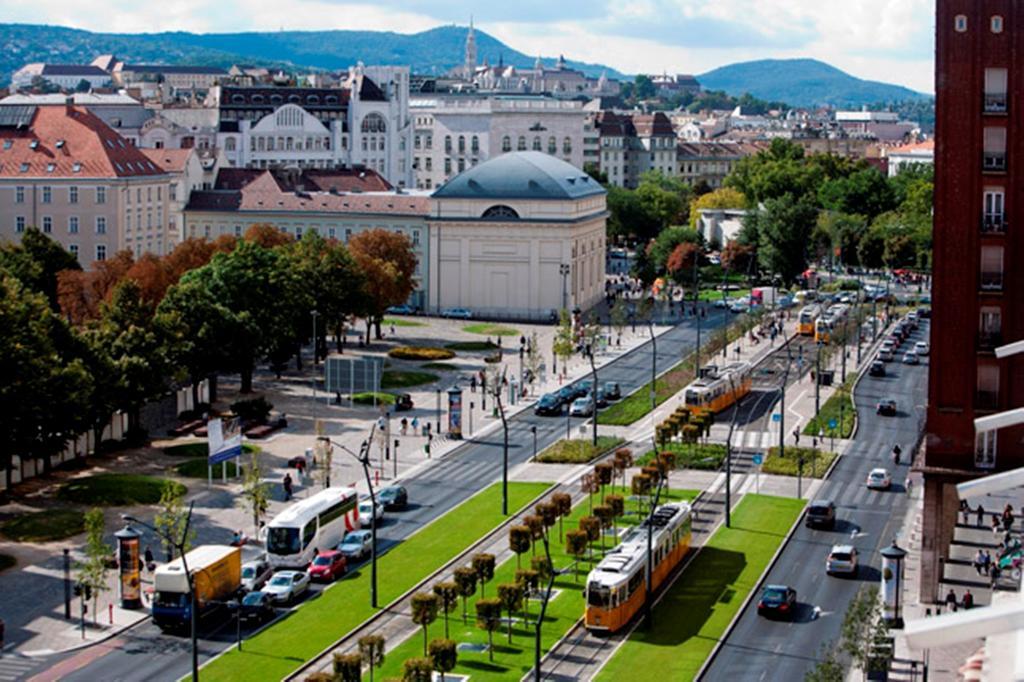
[388,347,456,361]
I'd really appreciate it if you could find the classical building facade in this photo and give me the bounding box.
[0,105,171,264]
[10,64,112,92]
[410,96,587,190]
[428,152,607,319]
[590,111,676,188]
[677,141,766,189]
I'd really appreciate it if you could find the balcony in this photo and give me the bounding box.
[983,152,1008,172]
[978,330,1003,351]
[980,271,1004,291]
[982,215,1008,234]
[984,93,1009,114]
[975,390,1000,412]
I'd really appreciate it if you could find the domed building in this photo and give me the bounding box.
[428,152,607,320]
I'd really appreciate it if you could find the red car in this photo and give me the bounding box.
[307,550,347,582]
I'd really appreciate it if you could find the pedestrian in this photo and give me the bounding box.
[945,588,958,612]
[962,590,974,610]
[959,499,970,524]
[390,324,395,337]
[993,514,1002,535]
[974,549,986,575]
[283,473,293,501]
[793,428,800,447]
[144,545,154,571]
[977,503,986,527]
[982,550,992,575]
[1003,508,1014,532]
[991,563,1002,587]
[296,457,305,478]
[411,416,419,434]
[470,375,477,392]
[400,417,408,436]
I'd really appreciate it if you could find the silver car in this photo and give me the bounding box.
[569,397,595,417]
[240,559,273,593]
[263,570,310,604]
[826,545,859,576]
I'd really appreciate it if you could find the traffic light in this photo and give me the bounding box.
[84,584,92,601]
[73,583,82,597]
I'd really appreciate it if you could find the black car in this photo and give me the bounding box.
[877,399,898,417]
[592,389,608,408]
[918,307,932,319]
[239,591,276,626]
[805,499,836,529]
[393,394,414,412]
[869,361,886,378]
[603,382,622,400]
[378,485,408,510]
[535,394,563,416]
[757,585,797,619]
[556,386,577,405]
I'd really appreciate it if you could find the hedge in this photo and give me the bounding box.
[388,346,457,361]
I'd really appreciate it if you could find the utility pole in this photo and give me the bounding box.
[559,264,571,312]
[841,318,848,383]
[815,342,822,420]
[693,260,701,375]
[586,344,598,447]
[494,371,509,516]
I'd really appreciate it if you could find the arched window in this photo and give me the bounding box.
[225,137,237,151]
[270,94,283,105]
[458,135,466,154]
[532,136,542,151]
[517,136,527,151]
[361,113,387,134]
[481,205,520,220]
[547,136,556,154]
[472,135,480,153]
[563,137,572,154]
[502,136,511,152]
[445,135,453,153]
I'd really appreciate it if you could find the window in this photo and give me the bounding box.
[481,205,520,220]
[532,136,542,151]
[96,216,106,234]
[980,245,1004,289]
[412,230,420,247]
[136,188,141,203]
[984,69,1008,113]
[69,186,78,204]
[225,137,236,151]
[457,158,465,173]
[96,186,106,204]
[471,135,479,153]
[980,307,1002,349]
[983,127,1007,170]
[95,244,107,262]
[977,365,1000,410]
[68,243,78,259]
[976,430,997,469]
[502,136,511,152]
[360,113,386,134]
[983,190,1005,232]
[126,213,131,231]
[548,136,556,154]
[41,216,52,233]
[955,15,968,32]
[42,186,52,203]
[15,216,25,233]
[68,216,78,234]
[518,136,526,151]
[991,15,1004,33]
[445,135,452,153]
[564,137,572,154]
[14,186,23,203]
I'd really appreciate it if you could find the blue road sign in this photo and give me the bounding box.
[828,418,838,430]
[752,454,764,466]
[772,413,782,423]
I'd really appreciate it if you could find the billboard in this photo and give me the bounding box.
[325,357,384,395]
[208,417,243,464]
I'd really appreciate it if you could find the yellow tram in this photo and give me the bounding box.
[798,305,822,336]
[682,362,753,413]
[584,502,693,633]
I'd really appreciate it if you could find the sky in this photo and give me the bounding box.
[0,0,936,93]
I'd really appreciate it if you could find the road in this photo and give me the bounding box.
[701,319,930,681]
[39,309,730,682]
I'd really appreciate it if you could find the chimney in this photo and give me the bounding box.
[65,95,75,112]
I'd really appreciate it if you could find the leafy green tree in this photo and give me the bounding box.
[583,162,608,185]
[634,74,656,100]
[401,657,433,682]
[349,229,417,342]
[565,530,589,583]
[636,178,686,229]
[432,582,459,639]
[648,226,702,275]
[79,507,109,622]
[471,553,496,598]
[743,193,819,283]
[452,566,477,622]
[153,479,193,561]
[474,598,503,661]
[689,187,747,227]
[552,310,575,375]
[609,300,629,344]
[815,212,867,267]
[332,652,363,682]
[840,586,890,679]
[804,642,845,682]
[496,582,523,643]
[606,186,660,243]
[0,226,81,309]
[238,449,270,537]
[428,638,457,682]
[509,526,531,570]
[817,167,894,220]
[358,633,386,682]
[410,592,439,656]
[727,139,821,203]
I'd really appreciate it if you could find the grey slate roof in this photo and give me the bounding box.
[432,152,605,201]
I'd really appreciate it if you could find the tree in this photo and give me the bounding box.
[817,167,894,220]
[565,530,589,583]
[612,449,634,491]
[0,226,81,309]
[840,586,890,680]
[452,566,477,622]
[721,241,755,276]
[552,310,574,376]
[238,449,271,537]
[606,494,625,537]
[153,479,192,561]
[648,226,702,275]
[349,229,417,342]
[631,474,652,515]
[593,463,614,503]
[401,657,433,682]
[410,592,439,656]
[474,598,503,662]
[606,186,661,243]
[609,299,628,344]
[634,74,656,100]
[332,652,363,682]
[593,505,613,551]
[428,638,458,682]
[432,582,459,639]
[56,250,135,326]
[689,187,747,228]
[804,642,845,682]
[509,526,532,570]
[726,139,819,204]
[551,492,572,542]
[743,193,819,284]
[583,162,608,185]
[496,582,523,643]
[472,553,496,598]
[79,507,109,623]
[531,555,553,591]
[535,502,558,543]
[244,223,293,249]
[523,515,544,556]
[358,634,386,682]
[579,516,601,562]
[525,331,542,391]
[666,242,701,289]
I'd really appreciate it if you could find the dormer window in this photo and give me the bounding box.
[55,140,65,149]
[29,140,39,150]
[72,162,82,173]
[46,163,55,173]
[19,162,28,172]
[2,140,10,150]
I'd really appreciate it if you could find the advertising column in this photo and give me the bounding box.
[880,541,908,628]
[115,525,143,609]
[447,387,464,440]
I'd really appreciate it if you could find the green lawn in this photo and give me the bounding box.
[462,324,521,337]
[596,494,805,682]
[698,288,751,302]
[0,509,85,542]
[352,392,397,406]
[381,370,439,389]
[446,341,499,352]
[173,458,241,478]
[421,362,459,371]
[376,485,699,681]
[636,442,727,470]
[0,554,15,573]
[762,446,837,478]
[57,474,185,506]
[803,373,857,439]
[162,443,258,458]
[199,482,551,682]
[383,317,427,328]
[535,436,625,464]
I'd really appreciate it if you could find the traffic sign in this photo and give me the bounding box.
[772,413,782,423]
[828,418,838,430]
[752,454,764,466]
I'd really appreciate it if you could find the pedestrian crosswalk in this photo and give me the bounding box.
[0,653,43,681]
[729,430,779,451]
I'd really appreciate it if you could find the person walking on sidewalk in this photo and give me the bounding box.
[974,549,986,575]
[977,503,986,527]
[960,499,970,524]
[945,588,958,613]
[283,473,293,501]
[962,590,974,610]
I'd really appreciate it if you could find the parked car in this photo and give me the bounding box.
[378,485,408,510]
[729,300,751,314]
[441,308,473,319]
[263,571,310,604]
[713,299,729,309]
[917,307,932,319]
[238,591,276,626]
[359,498,384,527]
[866,468,892,490]
[805,499,837,529]
[556,386,577,405]
[577,380,594,395]
[569,397,595,418]
[240,560,273,593]
[535,394,563,416]
[876,399,898,416]
[914,341,930,356]
[826,545,859,576]
[869,361,886,378]
[592,388,609,408]
[337,530,373,561]
[386,304,415,315]
[393,393,414,411]
[902,351,919,365]
[307,550,347,583]
[603,382,622,400]
[878,347,895,363]
[757,585,797,619]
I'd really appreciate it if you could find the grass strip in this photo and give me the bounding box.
[596,494,805,682]
[383,317,427,328]
[636,442,727,470]
[463,324,520,337]
[535,436,625,464]
[199,482,551,682]
[376,485,699,681]
[803,373,857,438]
[162,443,258,458]
[0,509,85,542]
[381,370,439,389]
[173,458,240,479]
[763,446,837,478]
[352,392,397,406]
[57,474,185,506]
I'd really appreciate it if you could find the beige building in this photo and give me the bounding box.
[0,104,171,265]
[429,152,607,319]
[141,147,225,252]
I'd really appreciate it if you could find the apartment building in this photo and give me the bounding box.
[591,111,676,188]
[920,0,1024,600]
[0,104,171,265]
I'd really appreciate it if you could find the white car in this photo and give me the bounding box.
[729,300,750,314]
[569,397,595,417]
[714,299,729,309]
[866,468,892,490]
[902,351,919,365]
[826,545,859,576]
[914,341,930,356]
[240,559,273,593]
[359,498,384,527]
[441,308,472,319]
[878,347,895,362]
[263,570,310,604]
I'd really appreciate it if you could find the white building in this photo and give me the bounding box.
[886,139,934,177]
[10,64,111,92]
[410,95,587,190]
[697,208,748,248]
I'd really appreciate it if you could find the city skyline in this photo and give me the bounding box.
[0,0,936,93]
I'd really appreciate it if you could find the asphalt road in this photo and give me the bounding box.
[701,320,930,681]
[46,309,729,682]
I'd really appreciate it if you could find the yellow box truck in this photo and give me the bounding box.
[152,545,242,632]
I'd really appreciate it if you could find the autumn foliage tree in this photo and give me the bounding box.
[349,229,417,342]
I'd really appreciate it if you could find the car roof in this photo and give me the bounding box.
[764,584,790,591]
[809,499,834,507]
[870,468,889,475]
[273,570,301,577]
[316,549,341,557]
[830,544,855,553]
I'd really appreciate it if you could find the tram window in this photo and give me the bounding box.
[588,585,611,607]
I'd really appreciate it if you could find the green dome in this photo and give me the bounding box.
[432,152,605,201]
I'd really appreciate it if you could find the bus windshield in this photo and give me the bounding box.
[268,527,301,555]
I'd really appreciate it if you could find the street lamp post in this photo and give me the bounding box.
[644,462,667,630]
[559,264,571,312]
[493,371,510,516]
[531,425,538,460]
[311,309,319,366]
[122,503,198,682]
[317,430,379,608]
[435,389,442,434]
[519,337,526,400]
[585,344,598,447]
[815,341,822,419]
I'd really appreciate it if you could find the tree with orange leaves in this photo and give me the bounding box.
[244,223,293,249]
[57,250,135,325]
[348,229,417,342]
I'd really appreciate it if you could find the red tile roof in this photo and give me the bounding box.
[140,148,194,173]
[0,105,166,179]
